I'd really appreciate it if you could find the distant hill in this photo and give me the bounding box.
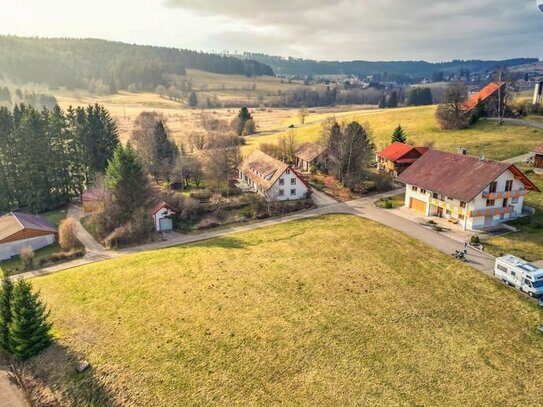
[235,53,538,81]
[0,36,274,91]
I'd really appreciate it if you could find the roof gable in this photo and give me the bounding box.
[397,149,523,202]
[377,142,429,162]
[0,212,57,241]
[240,150,290,191]
[463,82,506,112]
[293,143,327,162]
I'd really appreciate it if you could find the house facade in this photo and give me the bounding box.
[0,212,58,260]
[376,142,429,177]
[398,150,539,230]
[239,150,309,201]
[293,143,328,172]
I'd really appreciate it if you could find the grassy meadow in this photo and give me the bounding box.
[244,105,543,160]
[22,215,543,406]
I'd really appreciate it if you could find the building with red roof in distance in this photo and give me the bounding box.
[463,82,506,115]
[376,142,429,177]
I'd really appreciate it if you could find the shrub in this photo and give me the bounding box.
[20,247,35,270]
[470,235,481,245]
[383,200,394,209]
[58,218,78,250]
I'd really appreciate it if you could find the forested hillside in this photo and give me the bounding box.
[0,36,274,91]
[238,53,537,79]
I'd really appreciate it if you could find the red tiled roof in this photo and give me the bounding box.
[534,144,543,155]
[463,82,506,112]
[397,149,539,202]
[377,142,429,162]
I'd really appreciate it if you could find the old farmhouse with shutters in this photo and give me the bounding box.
[0,212,58,260]
[376,142,429,177]
[397,149,540,230]
[239,150,309,201]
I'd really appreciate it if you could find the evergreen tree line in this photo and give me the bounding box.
[0,103,119,212]
[0,36,274,91]
[0,86,58,109]
[0,277,52,361]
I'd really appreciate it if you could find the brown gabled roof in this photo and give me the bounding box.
[0,212,57,242]
[377,142,429,162]
[397,149,539,202]
[463,82,506,112]
[293,142,327,162]
[533,144,543,155]
[240,150,290,192]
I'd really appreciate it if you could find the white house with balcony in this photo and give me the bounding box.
[238,150,310,201]
[397,149,540,230]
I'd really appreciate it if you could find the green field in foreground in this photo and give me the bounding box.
[244,105,543,160]
[23,215,543,406]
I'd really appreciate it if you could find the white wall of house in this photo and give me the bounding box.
[0,235,56,261]
[153,207,175,232]
[403,168,528,230]
[268,168,308,201]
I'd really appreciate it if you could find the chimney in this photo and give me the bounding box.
[458,147,467,155]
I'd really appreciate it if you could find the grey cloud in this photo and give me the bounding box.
[165,0,543,60]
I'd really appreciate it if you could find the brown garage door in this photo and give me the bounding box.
[410,197,426,213]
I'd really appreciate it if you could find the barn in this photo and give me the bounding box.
[0,212,58,261]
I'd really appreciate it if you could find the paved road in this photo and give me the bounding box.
[67,205,108,260]
[0,367,26,407]
[487,117,543,129]
[311,188,338,206]
[15,189,495,280]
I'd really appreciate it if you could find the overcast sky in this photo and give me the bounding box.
[2,0,542,62]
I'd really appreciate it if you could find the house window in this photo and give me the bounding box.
[279,179,285,186]
[502,198,508,208]
[447,197,453,201]
[420,189,426,194]
[278,189,284,196]
[433,192,439,199]
[489,181,498,193]
[291,178,297,185]
[486,199,495,207]
[290,189,296,196]
[460,201,466,208]
[505,180,513,192]
[411,186,418,192]
[512,197,519,204]
[285,169,291,175]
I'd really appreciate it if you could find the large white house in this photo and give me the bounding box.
[397,149,540,230]
[238,150,310,201]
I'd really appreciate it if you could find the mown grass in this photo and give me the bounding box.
[484,168,543,261]
[376,193,406,209]
[23,215,543,406]
[244,105,543,160]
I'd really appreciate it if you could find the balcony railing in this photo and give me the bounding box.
[482,189,526,199]
[468,205,516,217]
[429,198,467,215]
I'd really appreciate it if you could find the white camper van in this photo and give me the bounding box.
[494,255,543,298]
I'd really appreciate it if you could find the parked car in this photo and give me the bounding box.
[494,255,543,298]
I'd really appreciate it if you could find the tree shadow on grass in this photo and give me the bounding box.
[198,236,250,250]
[17,342,119,406]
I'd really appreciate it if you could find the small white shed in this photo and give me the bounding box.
[151,202,177,232]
